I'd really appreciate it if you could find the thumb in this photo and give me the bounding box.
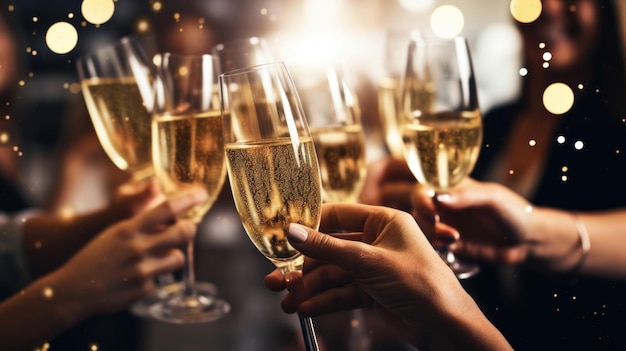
[287,223,358,269]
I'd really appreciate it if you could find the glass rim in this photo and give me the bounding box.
[158,52,214,61]
[218,61,287,79]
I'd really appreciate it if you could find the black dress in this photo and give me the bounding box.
[464,92,626,350]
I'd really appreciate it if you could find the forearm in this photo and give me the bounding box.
[416,290,513,351]
[0,272,86,350]
[528,207,626,279]
[22,207,123,278]
[576,210,626,279]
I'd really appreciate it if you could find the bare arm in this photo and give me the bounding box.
[529,208,626,279]
[23,179,162,278]
[0,187,203,350]
[413,178,626,280]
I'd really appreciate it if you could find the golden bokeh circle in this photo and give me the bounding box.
[45,22,78,55]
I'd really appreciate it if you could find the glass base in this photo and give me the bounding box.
[130,281,217,318]
[438,249,480,280]
[147,282,230,324]
[448,258,480,280]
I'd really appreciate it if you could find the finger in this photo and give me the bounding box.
[142,220,197,252]
[296,285,364,317]
[319,203,395,235]
[434,179,499,210]
[431,222,460,245]
[299,232,362,273]
[289,220,367,271]
[285,270,305,303]
[359,157,413,205]
[137,188,208,230]
[264,269,286,291]
[136,249,186,278]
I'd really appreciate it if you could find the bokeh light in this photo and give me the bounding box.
[398,0,435,13]
[543,82,574,115]
[42,286,55,299]
[430,5,464,39]
[510,0,542,23]
[0,129,11,145]
[45,21,78,54]
[81,0,115,25]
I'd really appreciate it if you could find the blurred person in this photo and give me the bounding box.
[264,203,514,351]
[0,185,206,350]
[0,2,34,214]
[360,0,626,349]
[0,4,157,349]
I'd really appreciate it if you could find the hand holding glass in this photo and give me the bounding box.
[399,37,483,279]
[147,53,230,323]
[219,62,321,350]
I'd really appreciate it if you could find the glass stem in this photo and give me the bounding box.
[184,239,197,297]
[282,265,319,351]
[299,315,320,351]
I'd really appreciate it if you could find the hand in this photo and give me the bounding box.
[109,177,165,220]
[358,157,415,211]
[48,187,206,321]
[264,203,504,350]
[411,178,533,264]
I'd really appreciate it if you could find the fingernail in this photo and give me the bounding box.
[288,223,309,243]
[193,188,209,203]
[436,193,454,203]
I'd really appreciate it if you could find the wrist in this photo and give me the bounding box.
[527,208,585,272]
[43,270,92,324]
[439,287,513,350]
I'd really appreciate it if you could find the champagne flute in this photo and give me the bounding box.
[295,66,367,204]
[76,36,180,315]
[219,62,321,351]
[147,53,230,323]
[399,37,483,279]
[295,65,370,351]
[76,35,155,181]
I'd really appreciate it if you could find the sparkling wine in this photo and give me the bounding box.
[152,110,227,223]
[82,76,153,176]
[311,124,366,203]
[225,137,321,270]
[401,110,482,191]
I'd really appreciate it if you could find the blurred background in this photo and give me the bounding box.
[0,0,574,350]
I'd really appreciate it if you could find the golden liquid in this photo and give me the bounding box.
[152,110,227,223]
[82,77,153,176]
[401,110,482,191]
[311,125,367,203]
[225,137,322,271]
[378,77,404,158]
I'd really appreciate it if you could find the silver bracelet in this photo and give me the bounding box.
[572,213,591,273]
